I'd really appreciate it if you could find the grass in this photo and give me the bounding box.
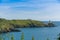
[0,18,55,33]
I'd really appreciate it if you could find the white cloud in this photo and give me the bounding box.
[0,0,60,21]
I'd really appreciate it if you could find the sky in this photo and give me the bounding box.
[0,0,60,21]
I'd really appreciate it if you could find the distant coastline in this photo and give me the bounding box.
[0,18,55,33]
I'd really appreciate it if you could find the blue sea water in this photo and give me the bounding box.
[1,21,60,40]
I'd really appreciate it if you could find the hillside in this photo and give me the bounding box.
[0,18,55,33]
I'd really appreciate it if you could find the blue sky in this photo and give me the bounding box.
[0,0,60,21]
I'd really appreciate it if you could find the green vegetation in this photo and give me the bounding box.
[0,34,4,40]
[57,33,60,40]
[0,18,55,33]
[32,36,34,40]
[11,34,14,40]
[0,33,59,40]
[47,38,49,40]
[57,36,60,40]
[9,19,47,28]
[21,32,24,40]
[0,36,3,40]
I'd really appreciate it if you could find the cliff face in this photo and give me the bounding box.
[0,18,55,33]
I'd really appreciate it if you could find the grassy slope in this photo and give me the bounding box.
[0,18,54,33]
[9,20,47,28]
